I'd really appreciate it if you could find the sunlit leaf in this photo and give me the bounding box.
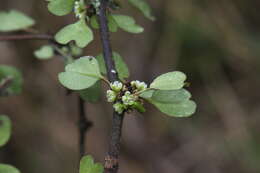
[58,56,102,90]
[0,10,35,32]
[150,71,186,90]
[0,115,11,147]
[55,19,93,48]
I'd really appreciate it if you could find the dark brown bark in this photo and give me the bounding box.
[97,0,125,172]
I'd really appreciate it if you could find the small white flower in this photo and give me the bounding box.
[106,90,117,102]
[131,80,147,91]
[74,0,85,19]
[110,81,123,92]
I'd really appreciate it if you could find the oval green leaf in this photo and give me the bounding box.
[0,164,20,173]
[0,10,35,32]
[150,100,197,117]
[0,115,11,147]
[151,89,191,103]
[150,71,186,90]
[55,19,93,48]
[58,56,102,90]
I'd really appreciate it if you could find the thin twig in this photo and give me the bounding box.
[97,0,125,172]
[0,34,53,41]
[78,97,93,159]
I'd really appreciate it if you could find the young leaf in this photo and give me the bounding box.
[34,45,54,60]
[79,155,104,173]
[128,0,155,21]
[151,89,191,104]
[96,52,129,80]
[47,0,75,16]
[112,15,144,33]
[79,81,101,103]
[150,100,196,117]
[55,19,93,48]
[0,65,23,96]
[58,56,103,90]
[150,71,186,90]
[70,43,83,56]
[0,115,11,147]
[0,10,35,32]
[0,164,20,173]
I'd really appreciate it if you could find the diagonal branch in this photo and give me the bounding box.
[97,0,125,173]
[0,34,53,41]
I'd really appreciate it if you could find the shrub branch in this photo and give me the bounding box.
[97,0,125,172]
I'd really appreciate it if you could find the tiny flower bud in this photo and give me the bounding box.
[131,80,147,91]
[113,102,125,114]
[106,90,116,102]
[122,91,136,106]
[110,81,123,92]
[74,0,85,19]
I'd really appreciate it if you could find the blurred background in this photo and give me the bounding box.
[1,0,260,173]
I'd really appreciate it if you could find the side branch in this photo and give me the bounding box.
[97,0,125,173]
[0,34,53,41]
[78,97,93,159]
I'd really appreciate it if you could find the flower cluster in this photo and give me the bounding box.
[74,0,86,19]
[106,80,147,114]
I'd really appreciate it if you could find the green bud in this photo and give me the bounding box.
[113,102,125,114]
[131,101,146,113]
[122,91,136,106]
[74,0,86,19]
[106,90,117,102]
[110,81,123,92]
[131,80,147,91]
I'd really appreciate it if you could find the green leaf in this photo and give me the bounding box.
[128,0,155,21]
[90,15,118,33]
[0,115,11,147]
[79,81,101,103]
[0,164,20,173]
[55,19,93,48]
[112,15,144,33]
[139,89,154,99]
[0,65,23,96]
[79,155,104,173]
[34,45,54,60]
[0,10,35,32]
[47,0,75,16]
[151,89,191,104]
[108,15,118,32]
[150,71,186,90]
[96,52,129,80]
[58,56,102,90]
[150,100,196,117]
